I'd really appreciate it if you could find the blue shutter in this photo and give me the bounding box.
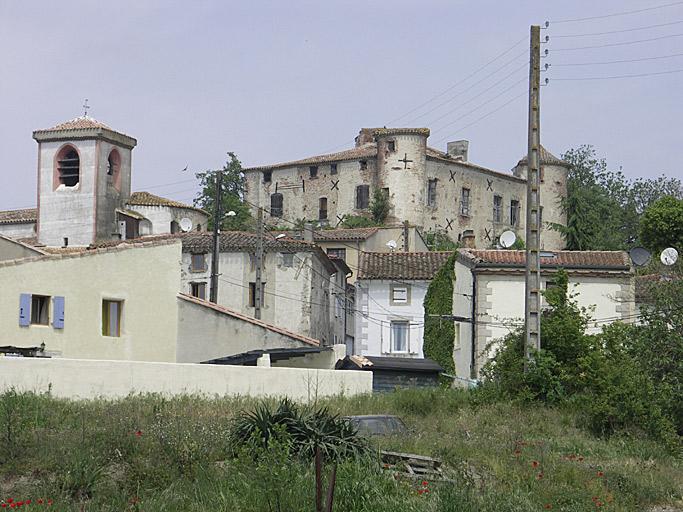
[53,296,65,329]
[19,294,31,326]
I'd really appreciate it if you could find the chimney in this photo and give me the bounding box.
[447,140,469,161]
[355,128,376,147]
[303,222,314,242]
[461,230,475,249]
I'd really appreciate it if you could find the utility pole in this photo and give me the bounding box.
[254,207,264,319]
[209,170,223,303]
[402,220,409,252]
[524,24,542,369]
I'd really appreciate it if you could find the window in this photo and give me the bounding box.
[281,253,294,267]
[391,321,409,353]
[191,253,206,272]
[390,285,410,305]
[510,199,520,226]
[248,282,265,308]
[102,300,122,337]
[170,221,180,234]
[270,193,283,217]
[460,188,471,216]
[327,248,346,261]
[309,166,318,178]
[56,146,80,187]
[387,140,396,152]
[427,179,437,207]
[190,282,207,299]
[319,197,328,220]
[30,295,49,325]
[107,149,120,178]
[263,171,272,183]
[382,187,390,198]
[355,185,370,209]
[330,163,338,175]
[359,160,368,171]
[493,195,502,223]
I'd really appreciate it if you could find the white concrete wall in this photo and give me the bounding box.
[176,297,316,363]
[0,242,182,362]
[180,250,337,344]
[453,260,474,379]
[0,357,372,401]
[452,267,635,380]
[0,223,36,240]
[38,140,98,246]
[126,205,208,235]
[355,279,428,357]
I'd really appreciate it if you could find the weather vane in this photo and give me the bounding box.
[83,99,90,117]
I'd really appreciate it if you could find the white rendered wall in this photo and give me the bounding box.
[126,205,208,235]
[355,279,428,357]
[0,357,372,401]
[0,223,36,240]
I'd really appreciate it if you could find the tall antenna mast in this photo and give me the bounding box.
[82,99,90,117]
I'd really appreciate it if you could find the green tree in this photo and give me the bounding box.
[639,196,683,252]
[369,189,390,225]
[423,229,459,251]
[422,253,456,373]
[193,152,253,231]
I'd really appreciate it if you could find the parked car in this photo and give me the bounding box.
[344,415,408,436]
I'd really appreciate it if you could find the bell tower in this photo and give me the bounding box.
[33,117,137,247]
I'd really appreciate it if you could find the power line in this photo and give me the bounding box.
[549,1,683,24]
[553,32,683,51]
[553,51,683,66]
[552,68,683,80]
[388,36,526,125]
[553,18,683,37]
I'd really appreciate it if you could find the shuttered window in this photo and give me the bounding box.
[355,185,370,209]
[270,193,283,217]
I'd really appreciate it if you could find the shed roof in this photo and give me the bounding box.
[201,346,327,365]
[179,294,319,347]
[127,192,208,215]
[358,251,453,280]
[0,208,37,225]
[336,355,443,373]
[245,143,377,172]
[458,249,630,270]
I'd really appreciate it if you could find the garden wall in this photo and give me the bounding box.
[0,357,372,401]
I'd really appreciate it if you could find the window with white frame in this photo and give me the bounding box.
[390,284,410,305]
[390,321,409,353]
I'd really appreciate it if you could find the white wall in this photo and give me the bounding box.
[453,260,473,380]
[355,279,427,357]
[126,205,208,235]
[452,266,635,380]
[0,223,36,240]
[0,357,372,401]
[0,241,182,362]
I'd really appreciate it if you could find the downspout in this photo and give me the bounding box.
[470,271,477,380]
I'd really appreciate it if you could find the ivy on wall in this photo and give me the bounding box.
[422,253,456,374]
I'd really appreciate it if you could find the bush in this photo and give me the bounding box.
[423,253,457,373]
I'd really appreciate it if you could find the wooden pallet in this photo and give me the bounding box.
[380,450,450,481]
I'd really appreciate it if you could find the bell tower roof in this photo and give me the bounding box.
[32,116,137,149]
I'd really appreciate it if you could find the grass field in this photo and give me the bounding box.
[0,388,680,511]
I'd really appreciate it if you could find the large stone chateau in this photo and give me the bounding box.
[244,128,568,249]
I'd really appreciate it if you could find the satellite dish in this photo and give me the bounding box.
[499,230,517,249]
[386,240,398,251]
[629,247,652,267]
[179,217,193,232]
[660,247,678,266]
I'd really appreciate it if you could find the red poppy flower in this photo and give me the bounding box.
[37,500,43,505]
[1,504,6,509]
[23,501,29,505]
[421,480,428,487]
[417,489,425,495]
[47,500,53,506]
[9,505,15,509]
[135,430,143,437]
[597,471,604,477]
[531,460,539,468]
[513,449,522,456]
[536,472,544,480]
[544,505,552,510]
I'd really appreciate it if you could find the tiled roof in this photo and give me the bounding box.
[39,116,114,131]
[459,249,630,269]
[517,145,570,167]
[245,143,377,172]
[178,294,319,347]
[425,147,526,183]
[0,208,37,225]
[358,251,453,280]
[180,231,318,253]
[314,227,379,242]
[127,192,208,215]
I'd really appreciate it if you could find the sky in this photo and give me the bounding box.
[1,0,682,211]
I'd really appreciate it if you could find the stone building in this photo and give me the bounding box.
[0,116,209,246]
[244,128,568,250]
